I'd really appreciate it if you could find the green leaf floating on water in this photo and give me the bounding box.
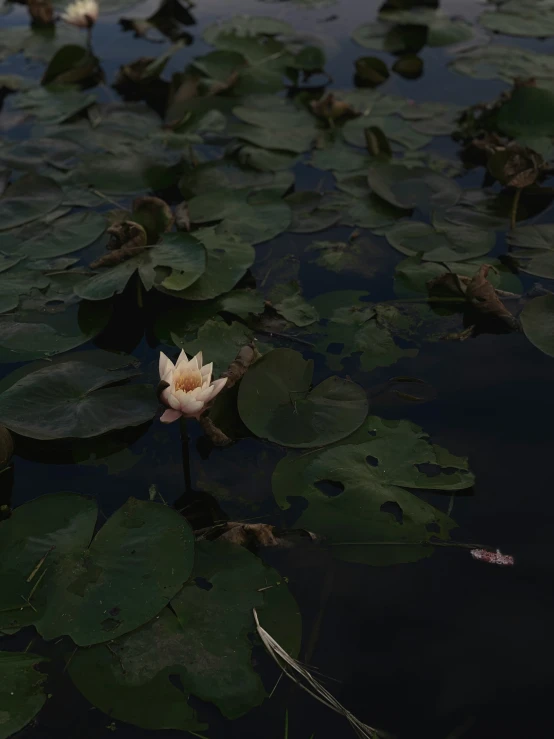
[161,227,254,301]
[368,163,461,211]
[76,232,206,301]
[385,218,495,262]
[273,416,473,565]
[0,652,48,739]
[6,211,106,259]
[67,539,301,731]
[203,15,295,45]
[495,85,554,138]
[507,224,554,278]
[521,294,554,358]
[0,174,64,231]
[238,348,368,448]
[174,318,253,377]
[480,1,554,38]
[0,359,158,440]
[0,494,195,645]
[310,291,418,373]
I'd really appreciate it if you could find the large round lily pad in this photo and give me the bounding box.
[238,348,368,448]
[0,359,158,440]
[68,540,301,731]
[0,494,195,646]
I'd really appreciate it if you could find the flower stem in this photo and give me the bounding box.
[179,417,192,496]
[510,187,522,231]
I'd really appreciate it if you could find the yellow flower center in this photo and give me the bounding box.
[174,369,202,393]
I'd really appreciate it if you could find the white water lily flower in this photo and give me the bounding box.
[158,350,227,423]
[60,0,99,28]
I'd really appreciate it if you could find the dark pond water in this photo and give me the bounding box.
[1,0,554,738]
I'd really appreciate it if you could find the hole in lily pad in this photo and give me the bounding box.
[194,576,213,591]
[416,463,458,477]
[168,674,185,693]
[315,479,344,497]
[326,342,344,355]
[380,501,403,524]
[366,455,379,467]
[101,617,122,632]
[426,522,441,534]
[213,248,226,255]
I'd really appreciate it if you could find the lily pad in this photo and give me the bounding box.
[521,294,554,357]
[272,415,473,565]
[385,219,495,262]
[203,16,295,45]
[0,174,64,231]
[0,359,158,440]
[0,494,195,645]
[162,227,254,300]
[367,163,461,211]
[68,540,301,731]
[480,1,554,37]
[238,348,368,448]
[174,319,253,377]
[76,233,206,301]
[8,211,106,259]
[0,652,48,739]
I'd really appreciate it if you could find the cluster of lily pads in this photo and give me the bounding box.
[1,0,554,735]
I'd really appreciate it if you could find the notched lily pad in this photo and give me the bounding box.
[0,494,195,645]
[67,540,301,731]
[0,359,158,440]
[238,348,368,448]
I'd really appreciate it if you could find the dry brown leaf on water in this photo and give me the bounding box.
[465,264,520,329]
[174,201,191,231]
[195,522,318,549]
[487,142,545,188]
[198,415,232,446]
[90,221,147,268]
[427,272,471,297]
[221,343,261,389]
[205,70,240,97]
[310,93,360,121]
[28,0,53,25]
[165,74,200,128]
[27,0,53,25]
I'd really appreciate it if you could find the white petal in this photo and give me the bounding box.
[160,408,182,424]
[210,377,228,396]
[194,351,203,369]
[178,397,205,417]
[166,392,181,410]
[158,351,174,381]
[175,349,188,368]
[197,386,216,402]
[200,361,213,385]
